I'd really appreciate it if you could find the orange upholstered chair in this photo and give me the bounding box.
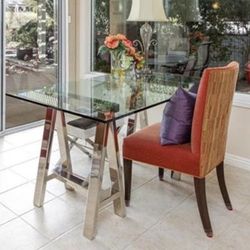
[123,62,239,237]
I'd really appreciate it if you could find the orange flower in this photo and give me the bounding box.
[134,52,144,62]
[116,34,127,40]
[100,33,144,68]
[131,47,136,56]
[104,35,120,49]
[123,39,133,48]
[105,35,115,43]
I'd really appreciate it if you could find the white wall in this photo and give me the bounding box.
[227,106,250,158]
[225,106,250,170]
[75,0,91,79]
[67,0,91,94]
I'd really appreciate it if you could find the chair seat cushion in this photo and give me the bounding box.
[123,123,200,177]
[160,87,196,145]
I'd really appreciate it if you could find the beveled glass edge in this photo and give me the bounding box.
[6,92,171,123]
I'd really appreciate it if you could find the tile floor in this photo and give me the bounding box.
[0,126,250,250]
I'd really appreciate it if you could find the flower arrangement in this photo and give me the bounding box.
[98,34,144,75]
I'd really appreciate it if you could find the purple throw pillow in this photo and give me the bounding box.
[160,87,196,145]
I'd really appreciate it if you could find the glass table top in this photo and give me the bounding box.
[6,73,199,123]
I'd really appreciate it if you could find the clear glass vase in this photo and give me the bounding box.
[110,51,126,80]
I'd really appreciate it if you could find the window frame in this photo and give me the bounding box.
[0,0,5,133]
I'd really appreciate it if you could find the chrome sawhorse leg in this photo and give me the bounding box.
[84,113,126,240]
[34,108,72,206]
[34,109,126,240]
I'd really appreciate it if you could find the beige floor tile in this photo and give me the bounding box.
[40,224,111,250]
[0,169,27,193]
[70,146,92,162]
[130,162,158,190]
[4,126,43,147]
[45,179,68,197]
[0,138,14,153]
[0,147,36,170]
[11,158,39,181]
[0,218,49,250]
[92,209,146,250]
[51,134,60,151]
[20,142,43,158]
[21,197,84,239]
[209,216,250,250]
[69,155,93,177]
[0,182,55,215]
[206,178,250,212]
[125,223,213,250]
[116,177,194,231]
[238,201,250,224]
[57,194,145,250]
[59,191,87,208]
[49,150,61,165]
[1,127,250,250]
[161,194,240,236]
[210,165,250,197]
[0,203,16,225]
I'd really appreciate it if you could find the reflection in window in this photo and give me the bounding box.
[92,0,250,93]
[5,0,58,128]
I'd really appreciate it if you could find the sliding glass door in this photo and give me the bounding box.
[0,1,4,132]
[4,0,63,129]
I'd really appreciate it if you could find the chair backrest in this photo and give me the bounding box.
[191,62,239,177]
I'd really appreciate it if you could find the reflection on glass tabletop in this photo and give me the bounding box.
[6,73,199,123]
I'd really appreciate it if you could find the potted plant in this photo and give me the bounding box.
[15,20,38,60]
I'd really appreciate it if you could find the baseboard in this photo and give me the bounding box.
[225,153,250,171]
[233,93,250,109]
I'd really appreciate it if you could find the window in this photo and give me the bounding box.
[91,0,250,95]
[5,0,60,128]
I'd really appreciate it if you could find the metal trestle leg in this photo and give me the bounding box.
[34,109,74,207]
[106,120,126,217]
[83,119,109,240]
[83,113,126,240]
[33,108,56,207]
[56,111,74,190]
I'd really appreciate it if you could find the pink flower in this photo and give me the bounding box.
[116,34,127,41]
[100,33,145,67]
[104,35,119,49]
[123,39,133,48]
[127,46,136,56]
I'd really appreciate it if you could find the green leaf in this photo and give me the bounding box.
[98,45,108,55]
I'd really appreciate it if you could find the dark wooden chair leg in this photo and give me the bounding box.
[216,162,232,210]
[194,177,213,238]
[171,171,181,181]
[159,168,164,181]
[124,159,132,207]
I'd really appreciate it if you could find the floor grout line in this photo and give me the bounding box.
[1,130,250,249]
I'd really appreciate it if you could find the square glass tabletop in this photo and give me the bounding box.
[6,73,199,123]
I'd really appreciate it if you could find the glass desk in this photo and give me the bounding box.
[6,73,199,240]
